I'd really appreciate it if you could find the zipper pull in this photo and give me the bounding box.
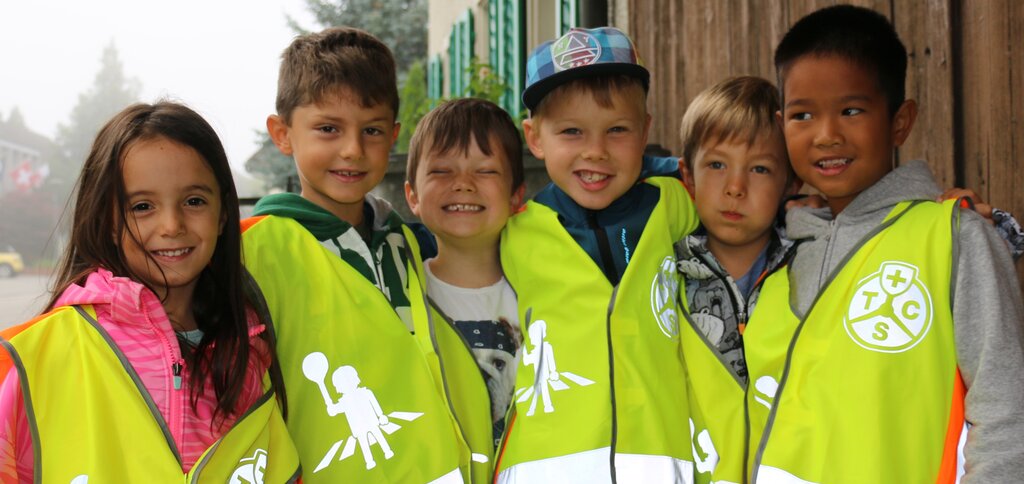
[172,361,183,390]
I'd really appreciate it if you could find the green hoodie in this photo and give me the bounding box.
[253,192,414,329]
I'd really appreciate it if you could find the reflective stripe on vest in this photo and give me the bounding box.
[242,215,466,483]
[495,177,700,483]
[0,305,300,483]
[679,289,746,484]
[404,227,495,484]
[745,200,965,483]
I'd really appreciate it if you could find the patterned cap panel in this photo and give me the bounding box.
[523,27,648,111]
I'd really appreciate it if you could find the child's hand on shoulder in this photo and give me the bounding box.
[938,187,993,224]
[784,194,828,212]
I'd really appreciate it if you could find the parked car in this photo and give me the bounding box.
[0,246,25,278]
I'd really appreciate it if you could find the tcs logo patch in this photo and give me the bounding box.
[844,261,933,353]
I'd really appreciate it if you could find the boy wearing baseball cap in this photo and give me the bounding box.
[494,27,700,483]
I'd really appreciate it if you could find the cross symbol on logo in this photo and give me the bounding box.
[885,270,907,289]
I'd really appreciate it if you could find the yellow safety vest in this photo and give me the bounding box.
[679,288,747,484]
[495,177,700,483]
[0,305,300,483]
[242,215,467,483]
[745,200,965,483]
[405,227,497,484]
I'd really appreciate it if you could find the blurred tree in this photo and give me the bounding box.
[54,43,141,177]
[245,131,297,193]
[289,0,427,80]
[395,60,431,153]
[39,43,141,263]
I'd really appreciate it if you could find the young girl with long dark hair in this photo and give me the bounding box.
[0,101,297,482]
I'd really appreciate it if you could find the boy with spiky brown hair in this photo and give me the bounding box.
[241,27,468,482]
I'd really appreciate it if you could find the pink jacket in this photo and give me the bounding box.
[0,269,271,482]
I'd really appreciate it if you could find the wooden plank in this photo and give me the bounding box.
[893,0,956,188]
[745,0,787,80]
[958,0,1024,285]
[1008,0,1024,281]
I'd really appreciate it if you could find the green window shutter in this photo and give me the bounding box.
[557,0,578,35]
[449,10,475,96]
[489,0,500,72]
[486,0,524,114]
[460,10,475,95]
[448,27,459,96]
[428,55,443,101]
[502,0,524,114]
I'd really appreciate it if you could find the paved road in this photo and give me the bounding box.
[0,274,53,329]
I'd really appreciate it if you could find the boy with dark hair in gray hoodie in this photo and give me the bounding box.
[742,5,1024,484]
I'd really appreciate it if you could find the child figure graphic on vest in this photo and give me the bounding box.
[522,320,557,415]
[327,366,395,470]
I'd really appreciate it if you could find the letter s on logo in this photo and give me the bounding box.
[872,322,890,341]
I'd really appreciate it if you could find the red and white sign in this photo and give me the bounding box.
[9,161,48,192]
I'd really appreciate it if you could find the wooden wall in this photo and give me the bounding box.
[628,0,1024,282]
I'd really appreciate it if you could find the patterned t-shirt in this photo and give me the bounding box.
[424,260,521,447]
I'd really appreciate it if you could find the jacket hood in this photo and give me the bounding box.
[787,160,941,241]
[54,268,161,329]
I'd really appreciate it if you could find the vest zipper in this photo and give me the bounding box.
[172,361,183,390]
[151,313,187,467]
[605,285,620,484]
[817,219,839,290]
[588,211,619,285]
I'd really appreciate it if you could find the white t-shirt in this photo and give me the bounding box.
[424,258,520,445]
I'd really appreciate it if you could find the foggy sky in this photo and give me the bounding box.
[0,0,314,186]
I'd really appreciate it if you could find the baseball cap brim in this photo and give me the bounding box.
[522,63,650,112]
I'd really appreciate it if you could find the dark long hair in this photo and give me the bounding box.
[48,101,286,419]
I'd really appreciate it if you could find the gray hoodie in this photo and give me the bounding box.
[785,160,1024,482]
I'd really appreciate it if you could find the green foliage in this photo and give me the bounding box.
[396,58,527,154]
[245,132,298,193]
[395,61,431,153]
[291,0,427,80]
[458,58,527,133]
[460,58,507,105]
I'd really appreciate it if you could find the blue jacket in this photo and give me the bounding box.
[533,155,682,285]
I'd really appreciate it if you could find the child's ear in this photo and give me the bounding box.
[891,99,918,147]
[522,118,544,159]
[266,115,293,156]
[510,184,526,211]
[392,122,401,144]
[404,181,421,217]
[641,113,653,145]
[680,158,695,192]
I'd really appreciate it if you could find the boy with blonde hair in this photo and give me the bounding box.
[494,27,700,483]
[674,76,800,484]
